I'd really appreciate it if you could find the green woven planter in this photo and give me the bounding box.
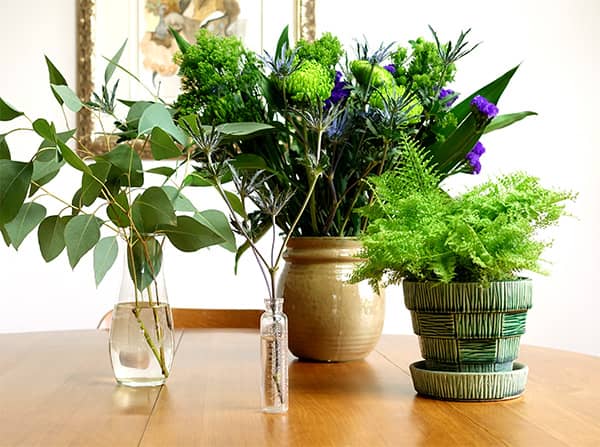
[403,280,532,373]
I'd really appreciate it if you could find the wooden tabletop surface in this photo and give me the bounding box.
[0,329,599,447]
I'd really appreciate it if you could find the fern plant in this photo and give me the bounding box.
[352,138,576,286]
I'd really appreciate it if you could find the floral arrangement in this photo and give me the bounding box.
[173,26,536,240]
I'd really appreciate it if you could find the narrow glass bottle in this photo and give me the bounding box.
[260,297,288,413]
[109,237,174,387]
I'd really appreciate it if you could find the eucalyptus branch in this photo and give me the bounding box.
[101,56,166,104]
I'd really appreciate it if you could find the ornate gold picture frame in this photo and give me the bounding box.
[75,0,316,153]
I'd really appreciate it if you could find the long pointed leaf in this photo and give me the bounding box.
[484,111,537,134]
[169,27,191,54]
[105,40,127,84]
[45,56,68,105]
[56,140,91,174]
[275,25,290,57]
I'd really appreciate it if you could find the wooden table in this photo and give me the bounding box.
[0,330,599,446]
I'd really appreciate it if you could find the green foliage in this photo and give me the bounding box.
[4,202,46,249]
[392,37,456,95]
[64,214,103,269]
[174,29,264,123]
[0,52,236,292]
[354,141,576,285]
[295,33,343,71]
[0,97,24,121]
[186,26,534,241]
[0,160,32,225]
[93,236,119,286]
[37,215,69,262]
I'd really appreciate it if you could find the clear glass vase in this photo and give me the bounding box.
[109,236,174,387]
[260,297,289,413]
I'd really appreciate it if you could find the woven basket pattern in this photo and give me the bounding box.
[404,280,531,373]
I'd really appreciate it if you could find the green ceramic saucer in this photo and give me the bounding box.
[409,360,528,401]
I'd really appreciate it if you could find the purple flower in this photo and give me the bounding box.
[470,95,499,119]
[383,64,396,75]
[470,141,486,156]
[325,71,351,110]
[438,88,458,107]
[465,141,486,174]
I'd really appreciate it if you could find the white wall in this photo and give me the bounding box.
[1,0,598,356]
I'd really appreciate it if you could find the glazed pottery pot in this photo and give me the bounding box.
[403,279,532,372]
[278,237,385,362]
[403,279,533,400]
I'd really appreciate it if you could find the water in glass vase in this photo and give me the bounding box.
[109,302,174,387]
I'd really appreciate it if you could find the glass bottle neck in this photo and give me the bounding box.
[264,298,284,314]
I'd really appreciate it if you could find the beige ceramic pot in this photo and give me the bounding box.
[277,237,385,361]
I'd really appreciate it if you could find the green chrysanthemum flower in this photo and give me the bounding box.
[283,60,334,104]
[350,60,395,89]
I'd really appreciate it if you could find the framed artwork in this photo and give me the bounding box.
[76,0,316,153]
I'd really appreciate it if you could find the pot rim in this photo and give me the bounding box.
[402,277,532,286]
